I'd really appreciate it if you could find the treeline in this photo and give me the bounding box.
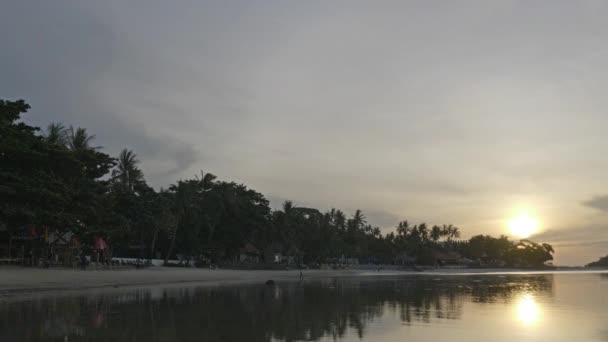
[458,235,555,267]
[0,99,554,267]
[586,255,608,268]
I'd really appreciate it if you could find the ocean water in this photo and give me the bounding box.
[1,272,607,341]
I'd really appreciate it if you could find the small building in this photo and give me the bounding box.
[238,243,261,263]
[395,252,416,266]
[2,224,45,265]
[479,254,506,267]
[272,253,298,265]
[46,229,78,266]
[433,251,462,266]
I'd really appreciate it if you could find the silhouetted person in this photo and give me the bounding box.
[80,250,87,270]
[45,248,52,268]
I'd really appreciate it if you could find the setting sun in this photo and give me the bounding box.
[509,214,538,238]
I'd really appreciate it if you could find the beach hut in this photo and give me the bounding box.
[5,224,45,265]
[46,229,78,266]
[238,243,262,263]
[432,250,462,266]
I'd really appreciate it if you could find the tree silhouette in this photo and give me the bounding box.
[112,149,145,192]
[44,122,69,147]
[0,98,560,269]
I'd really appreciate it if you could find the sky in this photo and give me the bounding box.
[2,1,608,265]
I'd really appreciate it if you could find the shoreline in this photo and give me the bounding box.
[1,266,606,300]
[0,267,364,298]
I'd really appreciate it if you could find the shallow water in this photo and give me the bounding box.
[1,272,608,341]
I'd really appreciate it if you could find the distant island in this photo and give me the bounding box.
[1,99,555,269]
[586,255,608,268]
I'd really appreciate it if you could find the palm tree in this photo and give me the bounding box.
[334,210,346,231]
[418,223,429,242]
[372,227,382,238]
[541,243,554,255]
[198,171,220,245]
[442,224,461,242]
[430,225,442,242]
[164,179,201,265]
[349,210,366,232]
[448,225,461,241]
[396,221,410,237]
[150,192,176,260]
[112,148,144,192]
[44,122,68,147]
[282,200,294,214]
[196,170,217,191]
[278,200,297,256]
[163,171,217,265]
[514,240,554,266]
[68,126,98,151]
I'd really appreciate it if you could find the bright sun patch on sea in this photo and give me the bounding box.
[509,214,538,238]
[516,293,540,325]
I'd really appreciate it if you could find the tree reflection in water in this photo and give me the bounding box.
[0,275,553,342]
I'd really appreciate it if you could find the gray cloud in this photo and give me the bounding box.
[4,0,608,264]
[0,1,205,186]
[266,195,297,211]
[358,209,402,231]
[533,225,608,244]
[583,196,608,213]
[531,225,608,265]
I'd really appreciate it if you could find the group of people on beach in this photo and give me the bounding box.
[78,235,110,270]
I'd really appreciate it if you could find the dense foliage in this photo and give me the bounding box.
[0,99,555,267]
[586,255,608,267]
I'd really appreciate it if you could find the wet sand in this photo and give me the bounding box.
[0,267,363,296]
[0,266,599,298]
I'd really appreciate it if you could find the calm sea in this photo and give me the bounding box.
[1,272,607,341]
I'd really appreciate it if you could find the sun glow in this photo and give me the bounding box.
[516,293,539,325]
[509,213,538,238]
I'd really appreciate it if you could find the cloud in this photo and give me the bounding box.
[0,1,207,188]
[583,196,608,213]
[265,195,297,211]
[361,209,403,231]
[531,225,608,265]
[533,225,608,244]
[5,0,608,265]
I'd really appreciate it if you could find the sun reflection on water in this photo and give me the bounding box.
[516,293,539,325]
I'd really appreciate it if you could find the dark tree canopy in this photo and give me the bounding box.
[586,255,608,268]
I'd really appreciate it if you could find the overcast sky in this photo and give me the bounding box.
[3,1,608,265]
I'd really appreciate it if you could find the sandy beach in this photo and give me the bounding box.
[1,266,603,299]
[0,267,370,297]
